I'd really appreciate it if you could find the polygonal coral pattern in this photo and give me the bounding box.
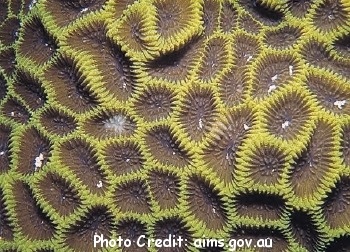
[0,0,350,251]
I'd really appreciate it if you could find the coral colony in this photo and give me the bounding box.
[0,0,350,251]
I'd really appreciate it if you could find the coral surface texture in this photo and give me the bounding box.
[1,0,350,251]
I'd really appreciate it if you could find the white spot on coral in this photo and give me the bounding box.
[243,124,250,130]
[96,180,103,188]
[126,158,130,163]
[212,208,216,214]
[80,7,89,13]
[328,14,335,20]
[34,153,44,171]
[0,151,4,156]
[334,100,347,109]
[281,120,290,129]
[29,0,37,10]
[271,74,278,82]
[225,152,230,161]
[198,118,203,129]
[104,114,127,134]
[268,84,277,94]
[246,55,253,62]
[10,112,14,117]
[289,65,293,76]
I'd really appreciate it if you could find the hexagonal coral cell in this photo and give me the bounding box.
[306,71,350,115]
[251,53,300,99]
[44,0,107,27]
[116,218,148,252]
[1,97,30,123]
[289,119,337,199]
[145,125,190,168]
[153,0,200,41]
[148,169,181,209]
[262,89,314,140]
[234,191,286,221]
[287,0,313,18]
[38,106,77,136]
[0,17,20,47]
[151,0,202,54]
[114,179,151,214]
[196,36,230,82]
[290,211,321,252]
[176,85,218,142]
[13,181,56,240]
[201,106,256,184]
[103,140,145,176]
[16,127,52,175]
[218,66,247,107]
[113,2,159,59]
[201,0,220,36]
[133,84,176,122]
[302,39,350,80]
[264,25,301,49]
[44,53,99,113]
[82,109,136,139]
[67,20,136,101]
[13,70,47,111]
[153,216,192,252]
[58,138,107,195]
[186,175,227,230]
[64,206,113,251]
[323,177,350,229]
[232,32,261,67]
[312,0,350,33]
[220,1,238,33]
[240,141,289,185]
[37,172,81,217]
[144,37,203,83]
[17,15,57,65]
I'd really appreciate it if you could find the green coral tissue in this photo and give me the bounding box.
[1,0,350,251]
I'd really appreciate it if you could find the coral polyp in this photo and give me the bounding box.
[115,179,151,214]
[186,175,227,230]
[312,0,350,33]
[1,0,350,251]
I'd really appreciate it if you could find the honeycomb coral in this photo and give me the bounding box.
[1,0,350,251]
